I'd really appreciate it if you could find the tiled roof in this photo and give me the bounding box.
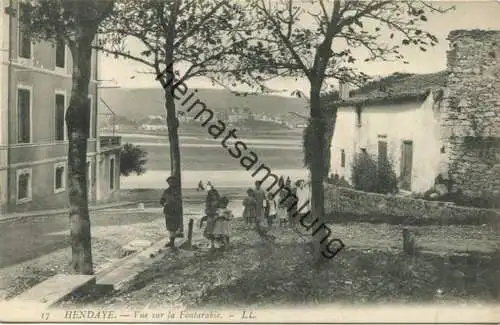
[331,71,448,107]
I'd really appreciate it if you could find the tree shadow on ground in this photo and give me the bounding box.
[196,244,500,307]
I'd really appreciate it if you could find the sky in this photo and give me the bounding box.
[98,0,500,96]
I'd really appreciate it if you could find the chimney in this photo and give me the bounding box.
[339,82,350,100]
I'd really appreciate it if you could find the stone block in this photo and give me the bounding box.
[10,274,95,307]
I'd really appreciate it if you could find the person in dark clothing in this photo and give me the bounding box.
[160,176,182,248]
[197,180,205,191]
[286,182,298,228]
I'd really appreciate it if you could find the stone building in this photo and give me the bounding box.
[329,72,447,193]
[328,29,499,201]
[440,29,500,201]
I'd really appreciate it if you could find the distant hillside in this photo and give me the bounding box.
[98,87,309,121]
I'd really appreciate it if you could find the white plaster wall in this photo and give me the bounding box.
[329,93,443,193]
[330,107,357,181]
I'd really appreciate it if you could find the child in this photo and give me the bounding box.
[242,188,256,227]
[212,196,233,250]
[265,193,277,228]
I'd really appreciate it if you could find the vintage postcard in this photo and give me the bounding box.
[0,0,499,323]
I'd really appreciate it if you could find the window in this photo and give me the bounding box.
[109,157,115,190]
[16,168,32,203]
[18,2,32,59]
[55,93,65,141]
[53,162,66,193]
[55,37,65,68]
[17,87,31,143]
[340,149,346,168]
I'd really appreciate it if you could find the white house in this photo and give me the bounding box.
[329,72,447,193]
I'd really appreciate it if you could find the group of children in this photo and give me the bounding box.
[160,176,306,250]
[199,177,309,250]
[200,196,234,250]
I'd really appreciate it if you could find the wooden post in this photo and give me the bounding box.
[402,227,416,256]
[187,218,194,249]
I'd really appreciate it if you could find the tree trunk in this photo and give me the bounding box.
[66,35,93,275]
[309,81,327,266]
[162,0,184,237]
[164,88,184,237]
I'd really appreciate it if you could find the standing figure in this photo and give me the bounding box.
[160,176,182,248]
[212,196,233,250]
[265,192,277,228]
[286,181,298,227]
[196,180,205,191]
[203,182,220,249]
[253,181,267,229]
[253,181,274,241]
[242,188,257,227]
[277,181,289,227]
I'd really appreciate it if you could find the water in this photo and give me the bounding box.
[121,169,309,189]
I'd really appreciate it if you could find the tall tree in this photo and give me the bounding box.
[240,0,452,265]
[97,0,255,235]
[18,0,115,274]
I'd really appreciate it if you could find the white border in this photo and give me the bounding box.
[17,1,34,64]
[15,167,32,204]
[109,154,115,191]
[53,161,66,194]
[54,38,67,74]
[16,84,33,144]
[54,89,67,141]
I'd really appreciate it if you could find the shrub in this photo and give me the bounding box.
[120,143,148,176]
[351,151,398,194]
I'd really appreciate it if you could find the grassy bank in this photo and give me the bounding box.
[70,219,500,308]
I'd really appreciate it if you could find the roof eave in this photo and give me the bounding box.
[327,89,437,109]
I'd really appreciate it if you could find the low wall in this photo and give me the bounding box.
[324,184,500,226]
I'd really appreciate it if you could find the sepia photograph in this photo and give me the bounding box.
[0,0,499,323]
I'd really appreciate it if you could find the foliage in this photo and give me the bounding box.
[236,1,452,91]
[15,0,114,44]
[351,151,398,194]
[120,143,148,177]
[232,1,453,259]
[98,0,255,90]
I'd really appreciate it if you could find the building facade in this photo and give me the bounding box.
[329,29,500,199]
[329,72,447,193]
[0,0,121,215]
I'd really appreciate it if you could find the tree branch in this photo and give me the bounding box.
[173,0,227,48]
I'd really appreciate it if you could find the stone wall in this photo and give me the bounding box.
[324,184,500,226]
[441,30,500,199]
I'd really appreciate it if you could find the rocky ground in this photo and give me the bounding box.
[0,210,167,300]
[65,219,499,308]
